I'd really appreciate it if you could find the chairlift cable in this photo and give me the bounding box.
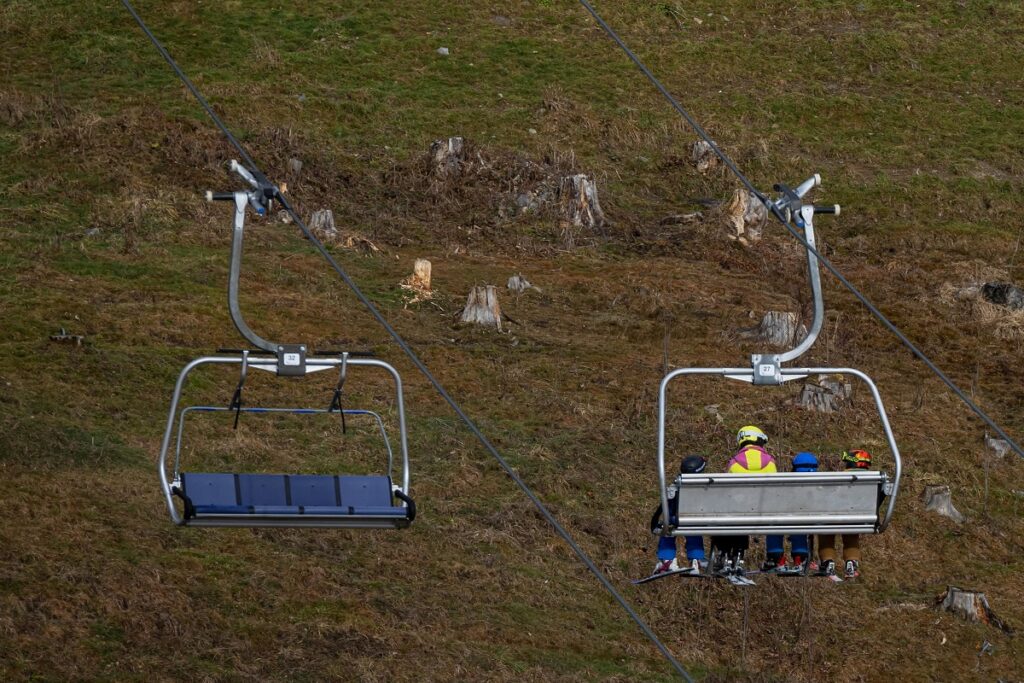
[578,0,1024,460]
[119,1,692,679]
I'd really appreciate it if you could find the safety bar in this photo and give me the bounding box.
[172,406,395,483]
[158,355,410,526]
[671,471,886,486]
[657,366,902,534]
[673,525,879,535]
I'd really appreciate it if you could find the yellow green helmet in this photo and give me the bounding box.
[736,425,768,448]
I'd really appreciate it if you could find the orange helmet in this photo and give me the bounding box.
[841,449,871,469]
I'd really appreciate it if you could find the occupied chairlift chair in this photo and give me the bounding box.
[656,175,902,538]
[158,161,415,528]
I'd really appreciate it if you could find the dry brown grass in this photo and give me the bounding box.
[933,260,1024,341]
[3,2,1024,680]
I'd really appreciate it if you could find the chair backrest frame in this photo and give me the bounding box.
[158,355,410,526]
[657,366,902,536]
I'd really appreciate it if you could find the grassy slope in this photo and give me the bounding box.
[2,0,1023,680]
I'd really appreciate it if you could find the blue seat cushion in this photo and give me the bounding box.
[179,473,406,517]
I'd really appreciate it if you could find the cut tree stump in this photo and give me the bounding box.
[49,328,84,346]
[461,285,502,330]
[922,484,966,523]
[796,374,852,413]
[429,136,466,178]
[938,587,1013,633]
[559,174,605,246]
[309,209,337,241]
[739,311,806,347]
[723,189,767,246]
[507,274,539,295]
[400,259,433,304]
[984,431,1011,459]
[691,139,720,174]
[981,282,1024,310]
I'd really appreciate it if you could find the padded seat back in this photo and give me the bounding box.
[668,470,887,535]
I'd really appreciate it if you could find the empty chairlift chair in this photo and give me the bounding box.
[157,162,415,529]
[654,175,901,540]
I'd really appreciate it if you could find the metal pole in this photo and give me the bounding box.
[227,192,276,352]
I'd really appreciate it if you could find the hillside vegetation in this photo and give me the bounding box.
[2,1,1023,680]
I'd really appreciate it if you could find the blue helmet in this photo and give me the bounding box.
[792,452,819,472]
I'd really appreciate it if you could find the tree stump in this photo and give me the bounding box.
[691,139,720,174]
[938,587,1013,633]
[49,328,84,346]
[400,258,433,304]
[507,274,539,295]
[559,174,606,247]
[723,189,767,246]
[981,282,1024,310]
[429,136,466,178]
[984,432,1011,459]
[461,285,502,330]
[923,484,966,523]
[740,311,806,347]
[309,209,337,241]
[342,234,380,254]
[796,374,852,413]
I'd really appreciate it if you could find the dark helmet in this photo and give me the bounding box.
[792,451,819,472]
[680,455,707,474]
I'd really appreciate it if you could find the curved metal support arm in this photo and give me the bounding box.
[158,356,412,525]
[657,366,902,535]
[228,192,276,353]
[776,205,824,364]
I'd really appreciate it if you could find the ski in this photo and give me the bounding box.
[771,566,809,577]
[725,573,757,586]
[634,565,759,585]
[632,568,709,585]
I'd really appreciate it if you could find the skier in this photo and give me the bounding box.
[651,455,708,576]
[712,425,778,574]
[817,448,872,578]
[764,451,818,572]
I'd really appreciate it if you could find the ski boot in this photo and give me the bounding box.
[844,559,860,579]
[652,558,680,576]
[679,558,702,576]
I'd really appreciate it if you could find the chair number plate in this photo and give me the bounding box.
[283,353,301,366]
